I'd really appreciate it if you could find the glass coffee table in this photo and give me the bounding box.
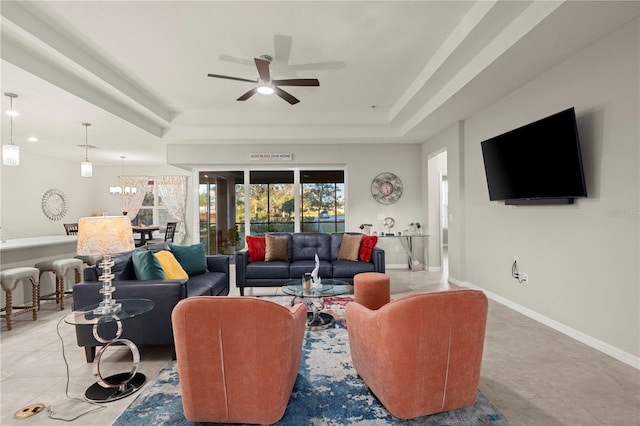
[282,279,353,330]
[65,298,154,402]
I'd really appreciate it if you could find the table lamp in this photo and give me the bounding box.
[77,216,134,315]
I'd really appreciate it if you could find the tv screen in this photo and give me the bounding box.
[481,107,587,204]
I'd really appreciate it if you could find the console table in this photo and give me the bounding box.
[65,298,154,402]
[377,234,429,270]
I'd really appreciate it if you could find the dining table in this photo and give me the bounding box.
[131,225,160,246]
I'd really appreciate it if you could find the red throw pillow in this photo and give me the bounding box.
[246,235,266,263]
[359,235,378,262]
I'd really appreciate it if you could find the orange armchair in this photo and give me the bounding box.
[171,296,307,424]
[346,289,488,420]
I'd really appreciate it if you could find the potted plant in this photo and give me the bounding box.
[227,225,240,253]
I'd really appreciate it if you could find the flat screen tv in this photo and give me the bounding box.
[481,107,587,205]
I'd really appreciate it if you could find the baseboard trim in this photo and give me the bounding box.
[385,263,410,269]
[450,277,640,370]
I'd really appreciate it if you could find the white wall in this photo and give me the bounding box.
[0,150,97,239]
[431,18,639,363]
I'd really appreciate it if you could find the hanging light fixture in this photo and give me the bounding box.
[80,122,93,177]
[109,156,137,195]
[3,92,19,166]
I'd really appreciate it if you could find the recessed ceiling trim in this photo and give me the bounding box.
[401,0,564,136]
[390,0,498,121]
[1,30,169,138]
[0,0,176,124]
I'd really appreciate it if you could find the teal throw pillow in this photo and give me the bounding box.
[169,243,208,277]
[132,249,166,281]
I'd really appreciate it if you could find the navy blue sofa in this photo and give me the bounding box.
[235,232,385,296]
[73,242,229,362]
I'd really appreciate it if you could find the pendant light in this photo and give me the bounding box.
[80,122,93,177]
[2,92,19,166]
[109,156,137,195]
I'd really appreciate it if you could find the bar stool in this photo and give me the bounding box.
[354,272,391,310]
[1,267,40,330]
[35,258,83,310]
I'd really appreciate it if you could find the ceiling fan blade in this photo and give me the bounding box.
[273,34,293,63]
[208,73,257,83]
[218,54,254,67]
[254,58,271,82]
[273,78,320,87]
[237,88,258,101]
[290,61,346,71]
[274,87,300,105]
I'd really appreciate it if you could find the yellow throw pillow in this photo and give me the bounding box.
[153,250,189,280]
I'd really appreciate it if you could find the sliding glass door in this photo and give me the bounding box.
[199,168,345,254]
[198,171,243,255]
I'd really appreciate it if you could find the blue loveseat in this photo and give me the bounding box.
[73,242,229,361]
[235,232,385,296]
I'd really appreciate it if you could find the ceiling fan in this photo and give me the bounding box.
[207,54,319,105]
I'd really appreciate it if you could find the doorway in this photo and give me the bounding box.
[427,150,447,271]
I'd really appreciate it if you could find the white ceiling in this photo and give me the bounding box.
[1,1,638,166]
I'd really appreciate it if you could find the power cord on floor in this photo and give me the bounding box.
[46,316,106,422]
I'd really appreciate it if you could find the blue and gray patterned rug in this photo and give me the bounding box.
[114,297,507,425]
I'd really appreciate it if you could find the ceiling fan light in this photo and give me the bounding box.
[257,84,274,95]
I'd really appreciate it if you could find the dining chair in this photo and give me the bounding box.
[63,223,78,235]
[146,222,177,245]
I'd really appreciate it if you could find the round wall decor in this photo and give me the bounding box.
[41,189,68,221]
[371,172,403,205]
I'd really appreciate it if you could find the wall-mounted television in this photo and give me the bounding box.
[481,107,587,205]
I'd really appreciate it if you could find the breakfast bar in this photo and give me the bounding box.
[1,235,79,307]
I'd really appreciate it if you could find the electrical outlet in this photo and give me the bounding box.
[521,273,528,284]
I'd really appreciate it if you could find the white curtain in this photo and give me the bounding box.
[157,175,188,243]
[119,176,150,218]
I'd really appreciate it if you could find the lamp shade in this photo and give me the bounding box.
[77,216,135,255]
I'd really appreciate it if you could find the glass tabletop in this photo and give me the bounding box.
[65,298,155,325]
[282,279,353,297]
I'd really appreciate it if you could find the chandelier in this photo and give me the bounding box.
[109,156,137,195]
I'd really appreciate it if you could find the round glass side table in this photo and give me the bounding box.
[65,298,155,402]
[282,279,353,330]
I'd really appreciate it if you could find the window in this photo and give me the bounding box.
[301,170,345,233]
[249,171,295,233]
[197,168,347,253]
[133,180,179,227]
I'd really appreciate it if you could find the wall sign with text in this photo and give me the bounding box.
[250,153,293,161]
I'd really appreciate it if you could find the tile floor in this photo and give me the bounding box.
[1,265,638,425]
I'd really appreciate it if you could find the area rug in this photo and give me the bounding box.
[113,296,507,425]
